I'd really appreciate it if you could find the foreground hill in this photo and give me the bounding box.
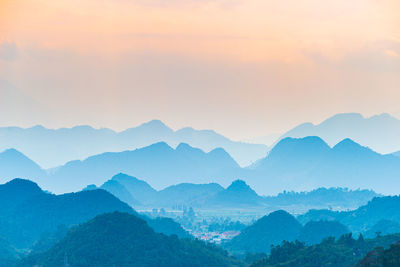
[251,233,400,267]
[250,136,400,194]
[299,196,400,234]
[279,112,400,155]
[226,210,349,254]
[18,212,243,267]
[0,179,187,249]
[42,142,241,193]
[0,121,267,168]
[356,241,400,266]
[226,210,302,254]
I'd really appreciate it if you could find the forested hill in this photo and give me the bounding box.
[18,212,243,267]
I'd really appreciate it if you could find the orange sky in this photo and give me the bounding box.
[1,0,399,139]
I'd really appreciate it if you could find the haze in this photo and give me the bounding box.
[1,0,399,140]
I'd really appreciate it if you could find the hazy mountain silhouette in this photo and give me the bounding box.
[365,220,400,238]
[298,220,350,245]
[111,173,157,204]
[299,196,400,234]
[226,210,302,254]
[155,182,224,207]
[263,187,378,210]
[19,212,242,267]
[86,174,378,210]
[207,180,264,207]
[42,142,241,193]
[0,120,267,168]
[0,179,133,248]
[249,136,400,195]
[100,180,142,207]
[279,112,400,154]
[3,136,398,196]
[0,179,187,249]
[0,149,45,182]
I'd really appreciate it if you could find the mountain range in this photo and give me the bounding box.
[82,174,377,211]
[0,120,268,168]
[278,113,400,155]
[298,195,400,235]
[248,136,400,194]
[0,179,188,249]
[2,134,400,195]
[41,142,241,192]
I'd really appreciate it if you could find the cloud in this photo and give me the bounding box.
[0,42,18,61]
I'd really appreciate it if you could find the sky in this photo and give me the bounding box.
[0,0,399,140]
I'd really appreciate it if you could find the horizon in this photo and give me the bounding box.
[0,111,399,142]
[1,0,400,140]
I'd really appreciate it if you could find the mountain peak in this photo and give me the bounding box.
[175,143,203,153]
[226,179,252,191]
[2,178,43,193]
[140,119,169,129]
[321,113,364,124]
[268,136,330,159]
[1,148,25,157]
[332,138,370,152]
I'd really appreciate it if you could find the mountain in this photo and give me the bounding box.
[111,173,157,204]
[172,127,268,166]
[249,136,400,195]
[100,180,141,207]
[298,220,350,245]
[279,113,400,155]
[251,233,400,267]
[226,210,302,254]
[42,142,241,193]
[207,180,264,207]
[0,121,267,168]
[155,182,224,207]
[263,187,379,211]
[18,212,243,267]
[298,196,400,234]
[393,151,400,157]
[0,179,187,249]
[0,149,45,182]
[0,179,133,248]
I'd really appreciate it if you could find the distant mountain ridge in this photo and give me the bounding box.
[279,113,400,154]
[86,174,377,214]
[249,136,400,195]
[2,135,399,195]
[298,195,400,234]
[0,120,268,168]
[40,142,241,193]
